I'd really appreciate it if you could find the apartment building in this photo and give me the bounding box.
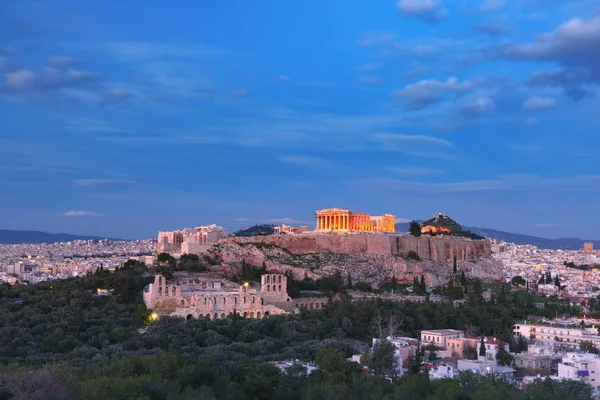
[421,329,464,348]
[514,321,600,349]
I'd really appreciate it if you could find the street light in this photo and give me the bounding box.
[151,313,159,321]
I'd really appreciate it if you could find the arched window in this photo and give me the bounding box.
[252,296,255,304]
[267,285,270,292]
[266,276,270,283]
[278,285,281,292]
[243,297,246,304]
[278,276,282,284]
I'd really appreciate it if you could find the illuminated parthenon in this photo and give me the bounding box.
[315,208,395,233]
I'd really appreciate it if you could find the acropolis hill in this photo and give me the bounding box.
[204,210,503,288]
[155,209,502,288]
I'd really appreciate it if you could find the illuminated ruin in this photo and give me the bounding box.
[315,208,395,233]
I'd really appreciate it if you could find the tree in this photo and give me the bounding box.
[498,284,507,304]
[157,252,172,262]
[409,221,422,237]
[407,345,423,374]
[479,337,486,358]
[545,272,552,284]
[372,339,397,377]
[420,275,426,293]
[496,343,513,366]
[511,276,526,287]
[554,275,561,288]
[359,348,373,369]
[463,344,478,360]
[453,257,457,274]
[425,342,438,362]
[243,363,282,400]
[580,341,600,354]
[460,270,467,287]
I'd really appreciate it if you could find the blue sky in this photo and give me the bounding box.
[1,0,600,240]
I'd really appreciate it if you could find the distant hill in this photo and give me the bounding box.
[232,225,275,237]
[420,213,463,233]
[0,230,120,244]
[462,226,599,250]
[393,221,597,250]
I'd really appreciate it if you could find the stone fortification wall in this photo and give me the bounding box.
[221,234,490,262]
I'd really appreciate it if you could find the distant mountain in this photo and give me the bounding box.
[0,230,121,244]
[393,221,597,250]
[232,225,275,237]
[462,226,599,250]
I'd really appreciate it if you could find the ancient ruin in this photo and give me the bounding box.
[156,224,228,256]
[143,273,328,319]
[315,208,395,233]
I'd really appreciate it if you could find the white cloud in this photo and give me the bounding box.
[392,77,474,110]
[59,210,104,217]
[4,70,34,89]
[460,97,496,116]
[75,179,139,186]
[356,31,397,47]
[231,88,248,98]
[522,95,556,110]
[278,75,293,83]
[534,223,569,228]
[349,174,600,193]
[525,118,538,127]
[479,0,505,12]
[235,217,251,223]
[278,155,321,167]
[376,133,453,148]
[396,0,448,23]
[263,217,307,225]
[385,167,443,176]
[104,41,227,62]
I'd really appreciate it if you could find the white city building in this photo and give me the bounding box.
[558,352,600,388]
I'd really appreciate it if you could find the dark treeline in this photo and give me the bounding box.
[0,264,591,399]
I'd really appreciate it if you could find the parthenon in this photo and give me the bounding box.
[315,208,395,233]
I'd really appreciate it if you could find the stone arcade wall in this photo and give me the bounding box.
[143,273,298,320]
[220,234,490,262]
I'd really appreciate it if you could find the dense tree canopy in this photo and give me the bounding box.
[0,267,590,399]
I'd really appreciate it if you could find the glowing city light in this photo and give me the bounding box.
[244,282,249,288]
[151,313,159,321]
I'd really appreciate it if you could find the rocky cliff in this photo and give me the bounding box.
[219,234,491,262]
[210,234,502,288]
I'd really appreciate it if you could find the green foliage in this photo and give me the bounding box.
[409,221,422,237]
[355,282,372,292]
[453,256,457,274]
[581,341,600,354]
[0,271,590,400]
[359,348,373,369]
[371,339,397,376]
[157,253,173,263]
[496,342,513,366]
[511,276,526,287]
[406,250,421,261]
[233,259,266,284]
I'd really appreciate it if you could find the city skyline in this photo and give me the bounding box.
[1,0,600,239]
